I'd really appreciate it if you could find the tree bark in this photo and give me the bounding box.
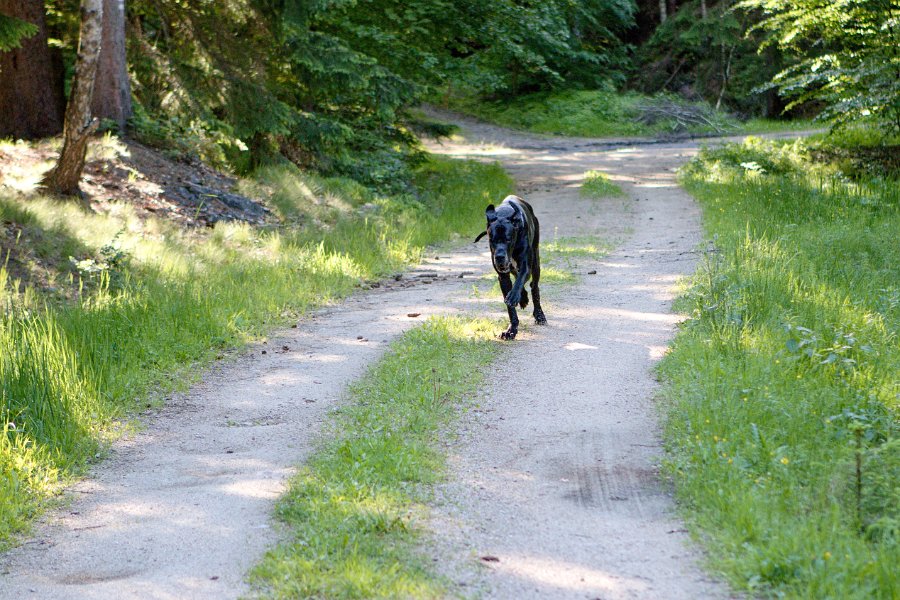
[0,0,65,139]
[659,0,667,23]
[700,0,708,19]
[41,0,104,198]
[92,0,131,131]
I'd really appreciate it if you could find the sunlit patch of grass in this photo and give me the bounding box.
[580,170,624,199]
[249,316,500,599]
[85,132,129,162]
[539,266,578,285]
[543,236,610,259]
[0,155,514,548]
[662,137,899,599]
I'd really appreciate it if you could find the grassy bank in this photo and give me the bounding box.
[249,316,499,598]
[661,136,898,598]
[444,89,813,138]
[0,154,513,546]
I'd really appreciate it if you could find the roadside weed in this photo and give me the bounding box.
[580,170,624,198]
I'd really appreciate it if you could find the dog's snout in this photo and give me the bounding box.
[493,246,511,272]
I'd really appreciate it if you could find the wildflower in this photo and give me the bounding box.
[781,457,790,465]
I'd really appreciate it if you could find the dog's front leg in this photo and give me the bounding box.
[504,259,530,309]
[498,272,519,340]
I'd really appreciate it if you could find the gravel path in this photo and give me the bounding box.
[423,111,732,599]
[0,112,743,599]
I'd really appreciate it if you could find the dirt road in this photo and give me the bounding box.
[1,113,736,599]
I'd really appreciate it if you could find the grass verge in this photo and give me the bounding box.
[248,316,499,598]
[660,136,898,598]
[0,154,513,547]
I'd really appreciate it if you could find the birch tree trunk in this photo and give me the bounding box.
[0,0,65,139]
[700,0,708,19]
[659,0,667,23]
[92,0,131,131]
[41,0,104,198]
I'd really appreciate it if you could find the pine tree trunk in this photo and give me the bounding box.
[41,0,104,198]
[0,0,65,139]
[92,0,131,131]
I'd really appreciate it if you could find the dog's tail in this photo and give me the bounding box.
[473,231,487,243]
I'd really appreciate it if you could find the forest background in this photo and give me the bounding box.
[3,0,896,191]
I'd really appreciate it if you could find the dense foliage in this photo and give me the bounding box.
[0,13,36,51]
[738,0,900,132]
[634,0,790,117]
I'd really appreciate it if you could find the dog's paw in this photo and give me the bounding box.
[519,290,529,309]
[499,329,517,340]
[534,309,547,325]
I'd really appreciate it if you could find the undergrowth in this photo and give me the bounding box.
[662,136,898,598]
[444,89,812,138]
[0,154,513,547]
[248,316,499,598]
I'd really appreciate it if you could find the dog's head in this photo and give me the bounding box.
[474,203,523,274]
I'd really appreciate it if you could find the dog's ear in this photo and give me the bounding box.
[485,204,497,222]
[473,231,487,243]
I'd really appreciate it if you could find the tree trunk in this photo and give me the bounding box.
[92,0,131,131]
[700,0,708,19]
[41,0,104,198]
[659,0,667,23]
[0,0,65,139]
[716,42,736,111]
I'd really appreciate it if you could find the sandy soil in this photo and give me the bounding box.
[0,111,747,599]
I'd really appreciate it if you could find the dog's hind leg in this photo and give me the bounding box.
[498,273,519,340]
[530,231,547,325]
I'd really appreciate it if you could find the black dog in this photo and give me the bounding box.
[474,195,547,340]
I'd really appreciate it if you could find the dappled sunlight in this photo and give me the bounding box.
[594,306,681,324]
[488,553,651,595]
[219,477,286,501]
[564,342,598,351]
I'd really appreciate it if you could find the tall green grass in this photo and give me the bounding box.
[0,156,513,546]
[662,137,898,598]
[249,316,499,598]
